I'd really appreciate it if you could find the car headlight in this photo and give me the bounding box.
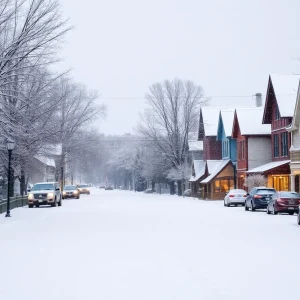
[74,190,78,194]
[63,191,66,195]
[47,192,54,199]
[28,193,34,200]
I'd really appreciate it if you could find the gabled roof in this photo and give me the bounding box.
[246,160,290,173]
[201,159,232,184]
[188,132,203,151]
[217,109,235,139]
[289,82,300,131]
[199,107,234,137]
[189,160,206,182]
[263,74,300,123]
[234,107,271,136]
[35,155,56,167]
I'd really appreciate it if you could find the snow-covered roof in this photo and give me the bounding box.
[270,74,300,117]
[188,132,203,151]
[246,160,290,173]
[201,159,231,184]
[201,107,234,136]
[219,110,235,137]
[235,107,271,135]
[189,160,206,182]
[35,155,56,168]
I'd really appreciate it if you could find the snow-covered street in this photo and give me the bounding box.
[0,188,299,300]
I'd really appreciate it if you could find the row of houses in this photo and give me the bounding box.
[189,73,300,200]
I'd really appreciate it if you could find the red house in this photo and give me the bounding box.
[198,107,223,160]
[231,102,271,189]
[247,74,300,191]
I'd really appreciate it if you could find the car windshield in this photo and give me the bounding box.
[31,183,54,191]
[256,189,276,195]
[279,192,300,198]
[78,185,88,188]
[64,186,77,191]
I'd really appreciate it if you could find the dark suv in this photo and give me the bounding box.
[245,187,276,211]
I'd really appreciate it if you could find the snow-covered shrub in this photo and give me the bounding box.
[244,174,267,191]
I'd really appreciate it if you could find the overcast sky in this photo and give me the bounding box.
[58,0,300,135]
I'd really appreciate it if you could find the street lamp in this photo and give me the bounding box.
[5,139,15,218]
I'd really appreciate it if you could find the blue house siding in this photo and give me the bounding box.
[217,113,237,162]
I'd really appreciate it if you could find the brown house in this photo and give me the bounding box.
[247,74,300,191]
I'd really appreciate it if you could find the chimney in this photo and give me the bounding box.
[255,93,262,107]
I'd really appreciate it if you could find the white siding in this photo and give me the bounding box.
[292,127,300,149]
[248,137,272,170]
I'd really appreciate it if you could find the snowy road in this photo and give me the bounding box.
[0,188,299,300]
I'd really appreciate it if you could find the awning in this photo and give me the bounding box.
[201,159,231,184]
[246,160,290,173]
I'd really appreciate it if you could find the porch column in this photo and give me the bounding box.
[290,174,295,192]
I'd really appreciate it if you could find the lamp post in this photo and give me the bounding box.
[5,139,15,218]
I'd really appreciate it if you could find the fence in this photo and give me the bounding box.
[0,196,27,214]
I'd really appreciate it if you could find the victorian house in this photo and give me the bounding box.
[246,74,300,191]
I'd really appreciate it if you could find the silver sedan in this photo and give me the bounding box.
[224,189,247,207]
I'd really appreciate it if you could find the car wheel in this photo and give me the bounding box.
[35,204,39,208]
[297,213,300,225]
[58,197,62,207]
[28,204,33,208]
[245,202,249,211]
[273,206,278,215]
[226,201,230,207]
[251,202,256,211]
[288,211,294,215]
[224,200,226,207]
[51,198,57,207]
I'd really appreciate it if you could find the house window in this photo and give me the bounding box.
[223,140,229,157]
[275,104,280,120]
[281,132,288,157]
[273,134,279,157]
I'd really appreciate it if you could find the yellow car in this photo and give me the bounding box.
[77,184,90,195]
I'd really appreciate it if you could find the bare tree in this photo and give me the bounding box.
[56,77,106,189]
[139,78,207,195]
[0,0,71,90]
[244,174,267,191]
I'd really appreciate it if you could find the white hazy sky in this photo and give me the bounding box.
[58,0,300,134]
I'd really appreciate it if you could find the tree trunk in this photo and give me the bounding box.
[170,181,175,195]
[151,180,155,192]
[20,166,26,196]
[177,180,182,196]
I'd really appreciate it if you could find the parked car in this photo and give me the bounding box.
[77,184,90,195]
[184,189,192,197]
[224,189,247,206]
[297,209,300,225]
[266,191,300,215]
[27,182,62,208]
[245,187,276,211]
[105,186,114,190]
[62,185,80,199]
